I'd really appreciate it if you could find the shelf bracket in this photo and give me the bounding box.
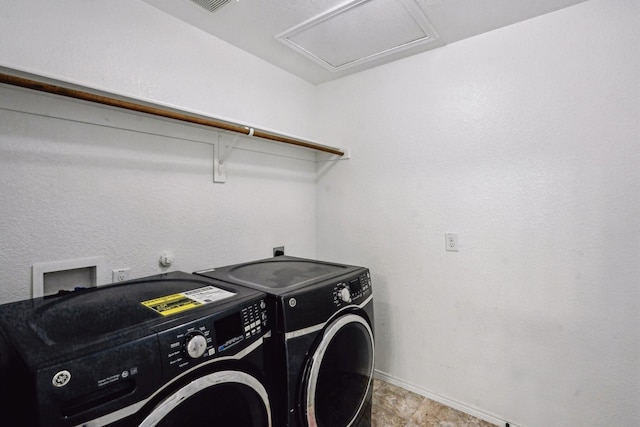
[220,129,250,165]
[213,133,227,183]
[213,128,258,183]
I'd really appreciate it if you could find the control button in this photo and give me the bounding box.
[52,370,71,388]
[338,287,352,303]
[185,333,208,359]
[260,300,266,309]
[288,298,297,308]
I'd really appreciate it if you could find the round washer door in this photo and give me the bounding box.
[304,313,375,427]
[139,370,271,427]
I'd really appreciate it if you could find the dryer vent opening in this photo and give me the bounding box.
[191,0,232,14]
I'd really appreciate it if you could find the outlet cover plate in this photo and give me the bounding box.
[445,232,459,252]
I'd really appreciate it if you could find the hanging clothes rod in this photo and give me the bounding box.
[0,72,344,156]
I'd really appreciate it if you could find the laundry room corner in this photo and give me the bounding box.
[314,0,640,425]
[0,0,638,426]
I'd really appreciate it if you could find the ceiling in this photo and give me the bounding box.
[141,0,588,85]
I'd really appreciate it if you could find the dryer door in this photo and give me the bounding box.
[303,314,374,427]
[139,370,271,427]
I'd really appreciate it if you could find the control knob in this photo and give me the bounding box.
[338,286,352,304]
[185,333,207,359]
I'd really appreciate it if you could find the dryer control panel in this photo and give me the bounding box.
[333,271,372,307]
[158,298,267,378]
[280,267,373,333]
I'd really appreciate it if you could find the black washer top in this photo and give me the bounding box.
[195,256,361,295]
[0,271,264,367]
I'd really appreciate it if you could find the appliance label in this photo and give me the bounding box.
[141,286,235,316]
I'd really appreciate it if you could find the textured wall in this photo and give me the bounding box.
[0,0,319,302]
[0,0,317,137]
[1,0,638,425]
[316,0,639,425]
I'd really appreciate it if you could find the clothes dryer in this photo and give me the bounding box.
[0,271,271,427]
[196,256,374,427]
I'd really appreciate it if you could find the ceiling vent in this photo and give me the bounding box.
[191,0,232,14]
[276,0,438,72]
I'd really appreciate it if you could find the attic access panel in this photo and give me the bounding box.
[276,0,438,72]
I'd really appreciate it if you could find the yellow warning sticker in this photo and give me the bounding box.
[142,294,202,316]
[142,286,235,317]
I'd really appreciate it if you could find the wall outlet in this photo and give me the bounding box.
[445,233,459,252]
[112,268,130,283]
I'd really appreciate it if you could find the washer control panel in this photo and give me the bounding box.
[333,271,372,307]
[158,298,267,377]
[162,323,213,373]
[241,299,268,340]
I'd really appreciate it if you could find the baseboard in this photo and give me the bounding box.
[373,369,523,427]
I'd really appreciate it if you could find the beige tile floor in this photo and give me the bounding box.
[372,379,496,427]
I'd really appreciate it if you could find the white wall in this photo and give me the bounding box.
[0,0,317,136]
[1,0,638,425]
[0,0,320,302]
[316,0,639,426]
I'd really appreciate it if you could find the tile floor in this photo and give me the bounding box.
[372,378,496,427]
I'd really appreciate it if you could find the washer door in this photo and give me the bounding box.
[303,314,374,427]
[139,370,271,427]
